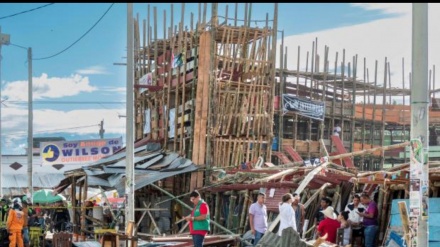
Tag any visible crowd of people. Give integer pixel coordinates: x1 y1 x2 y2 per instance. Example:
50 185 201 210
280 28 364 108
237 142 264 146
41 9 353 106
248 192 379 247
0 197 71 247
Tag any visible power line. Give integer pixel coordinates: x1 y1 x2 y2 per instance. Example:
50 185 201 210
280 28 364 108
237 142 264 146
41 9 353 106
33 3 115 61
0 3 55 20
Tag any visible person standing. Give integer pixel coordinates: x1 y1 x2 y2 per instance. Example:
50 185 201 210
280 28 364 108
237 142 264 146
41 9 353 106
337 211 352 246
345 194 366 246
249 192 268 246
333 124 342 137
278 193 297 236
6 201 24 247
358 193 379 247
21 201 30 247
314 197 334 226
34 203 45 230
316 206 341 244
292 192 306 236
184 190 210 247
0 199 8 225
52 201 70 232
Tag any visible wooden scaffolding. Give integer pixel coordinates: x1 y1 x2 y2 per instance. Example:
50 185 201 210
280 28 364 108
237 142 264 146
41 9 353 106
134 3 278 191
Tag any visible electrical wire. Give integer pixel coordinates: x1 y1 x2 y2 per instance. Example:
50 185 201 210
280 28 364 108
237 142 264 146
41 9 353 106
33 3 115 61
0 3 55 20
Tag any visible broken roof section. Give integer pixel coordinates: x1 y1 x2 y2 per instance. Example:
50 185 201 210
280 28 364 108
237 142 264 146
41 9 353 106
54 142 198 195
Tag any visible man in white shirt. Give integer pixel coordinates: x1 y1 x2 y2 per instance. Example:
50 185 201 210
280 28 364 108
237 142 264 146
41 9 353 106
249 192 268 246
344 194 366 247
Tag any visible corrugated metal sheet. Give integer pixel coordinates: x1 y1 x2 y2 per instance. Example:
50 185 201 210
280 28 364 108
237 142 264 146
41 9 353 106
83 168 106 176
55 145 199 194
131 164 197 191
2 173 65 188
86 176 112 188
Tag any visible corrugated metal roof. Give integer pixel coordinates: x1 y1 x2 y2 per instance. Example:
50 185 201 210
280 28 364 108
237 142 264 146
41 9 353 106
55 144 200 194
2 173 65 189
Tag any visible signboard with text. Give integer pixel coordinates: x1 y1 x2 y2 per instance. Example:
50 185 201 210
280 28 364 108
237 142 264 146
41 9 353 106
40 138 122 165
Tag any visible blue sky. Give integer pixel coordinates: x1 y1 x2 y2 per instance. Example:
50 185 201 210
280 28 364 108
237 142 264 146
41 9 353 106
0 3 438 154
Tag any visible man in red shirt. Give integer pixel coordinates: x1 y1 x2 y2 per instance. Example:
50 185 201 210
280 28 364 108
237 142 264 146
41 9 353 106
317 206 341 244
184 190 210 247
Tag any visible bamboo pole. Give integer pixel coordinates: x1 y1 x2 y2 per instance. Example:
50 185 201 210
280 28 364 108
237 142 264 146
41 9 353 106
381 58 388 169
350 55 358 153
330 52 339 152
293 45 301 152
81 176 88 237
214 192 221 233
340 49 346 141
370 60 378 170
227 192 237 230
361 57 367 170
402 58 407 163
239 190 249 234
320 46 329 141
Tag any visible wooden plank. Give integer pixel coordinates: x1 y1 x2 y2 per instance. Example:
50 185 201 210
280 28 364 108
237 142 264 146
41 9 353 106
272 152 291 164
331 135 355 168
398 201 411 247
282 145 303 162
197 31 211 188
190 32 211 190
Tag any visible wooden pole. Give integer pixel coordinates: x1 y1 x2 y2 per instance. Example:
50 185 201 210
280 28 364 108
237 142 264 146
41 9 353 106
361 57 367 170
370 60 378 170
350 55 358 153
381 58 388 169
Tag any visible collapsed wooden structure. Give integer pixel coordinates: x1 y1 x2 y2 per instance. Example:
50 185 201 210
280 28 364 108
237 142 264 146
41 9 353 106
53 3 440 246
274 38 439 171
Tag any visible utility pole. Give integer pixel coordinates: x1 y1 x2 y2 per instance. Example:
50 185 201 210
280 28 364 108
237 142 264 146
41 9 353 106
99 120 105 139
27 47 33 198
125 2 135 240
411 3 428 247
0 26 10 198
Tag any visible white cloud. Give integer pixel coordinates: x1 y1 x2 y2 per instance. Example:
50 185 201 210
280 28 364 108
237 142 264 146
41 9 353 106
279 3 439 94
1 106 126 154
75 65 111 75
100 86 126 93
350 3 411 15
2 73 97 101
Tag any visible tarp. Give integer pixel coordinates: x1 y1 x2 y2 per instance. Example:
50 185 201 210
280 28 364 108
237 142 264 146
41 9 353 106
282 94 325 120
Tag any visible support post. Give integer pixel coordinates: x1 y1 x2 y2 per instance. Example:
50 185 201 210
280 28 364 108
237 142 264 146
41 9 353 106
411 3 429 247
28 47 33 198
126 3 135 238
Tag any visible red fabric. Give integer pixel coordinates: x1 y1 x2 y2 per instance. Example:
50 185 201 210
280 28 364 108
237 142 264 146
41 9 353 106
317 218 341 243
189 202 209 236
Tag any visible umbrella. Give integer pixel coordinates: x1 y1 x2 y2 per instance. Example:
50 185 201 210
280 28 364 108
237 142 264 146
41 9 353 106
32 189 66 204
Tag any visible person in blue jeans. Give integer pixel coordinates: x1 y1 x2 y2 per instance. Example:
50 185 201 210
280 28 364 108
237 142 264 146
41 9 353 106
358 193 379 247
249 192 268 246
